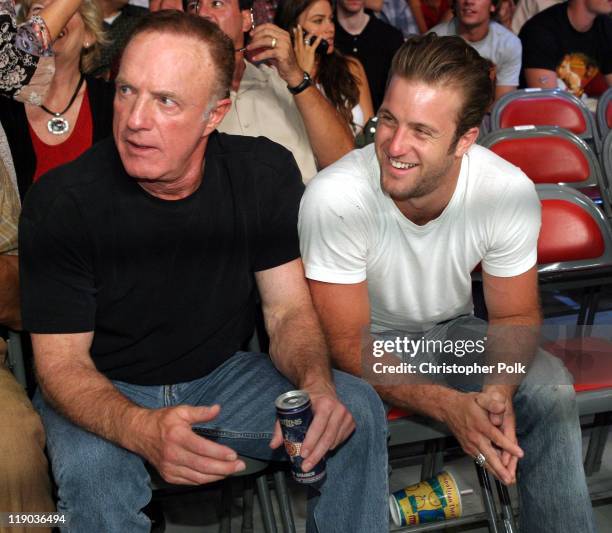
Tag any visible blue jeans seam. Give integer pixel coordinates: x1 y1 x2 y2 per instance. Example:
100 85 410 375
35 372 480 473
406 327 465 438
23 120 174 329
194 429 274 440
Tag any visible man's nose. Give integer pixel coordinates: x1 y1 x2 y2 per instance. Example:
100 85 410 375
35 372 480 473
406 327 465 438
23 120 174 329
387 127 410 157
197 4 218 24
126 97 152 131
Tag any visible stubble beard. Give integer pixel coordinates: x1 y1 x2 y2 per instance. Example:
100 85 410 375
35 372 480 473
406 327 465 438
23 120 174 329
379 155 455 202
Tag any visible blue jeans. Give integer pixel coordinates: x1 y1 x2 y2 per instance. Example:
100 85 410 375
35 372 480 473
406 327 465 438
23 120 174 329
34 352 389 533
378 316 596 533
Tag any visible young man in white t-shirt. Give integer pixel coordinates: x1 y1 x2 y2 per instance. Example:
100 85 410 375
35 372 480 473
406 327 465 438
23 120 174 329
429 0 522 101
299 34 595 533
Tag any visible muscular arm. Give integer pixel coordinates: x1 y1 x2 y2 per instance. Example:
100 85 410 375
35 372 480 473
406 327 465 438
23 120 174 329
32 332 244 484
482 266 541 392
309 278 522 484
32 331 147 450
308 279 463 420
524 68 558 89
479 266 541 479
255 259 331 389
255 258 355 470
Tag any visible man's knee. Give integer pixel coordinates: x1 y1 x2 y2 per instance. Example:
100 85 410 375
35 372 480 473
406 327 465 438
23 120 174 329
333 370 387 435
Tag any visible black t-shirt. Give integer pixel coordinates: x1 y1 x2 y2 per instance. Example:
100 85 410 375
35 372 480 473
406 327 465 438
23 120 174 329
335 12 405 111
19 132 304 385
519 2 612 97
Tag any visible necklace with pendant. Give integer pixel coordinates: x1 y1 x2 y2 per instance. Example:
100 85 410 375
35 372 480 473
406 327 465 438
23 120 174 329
40 74 85 135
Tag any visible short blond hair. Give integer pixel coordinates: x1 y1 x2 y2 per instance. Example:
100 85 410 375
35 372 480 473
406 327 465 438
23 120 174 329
20 0 109 74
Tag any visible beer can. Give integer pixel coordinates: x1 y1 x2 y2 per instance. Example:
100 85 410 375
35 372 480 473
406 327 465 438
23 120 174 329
275 390 326 486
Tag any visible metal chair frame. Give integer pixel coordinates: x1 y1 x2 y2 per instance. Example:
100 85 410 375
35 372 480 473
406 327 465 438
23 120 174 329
602 130 612 190
596 88 612 139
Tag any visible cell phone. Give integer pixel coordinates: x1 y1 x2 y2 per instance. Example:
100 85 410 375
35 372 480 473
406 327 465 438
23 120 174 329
301 29 329 55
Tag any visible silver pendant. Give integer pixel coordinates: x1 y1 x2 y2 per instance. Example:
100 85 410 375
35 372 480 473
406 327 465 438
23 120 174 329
47 116 70 135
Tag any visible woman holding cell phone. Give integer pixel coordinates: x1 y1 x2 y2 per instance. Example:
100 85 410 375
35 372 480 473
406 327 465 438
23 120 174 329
274 0 374 136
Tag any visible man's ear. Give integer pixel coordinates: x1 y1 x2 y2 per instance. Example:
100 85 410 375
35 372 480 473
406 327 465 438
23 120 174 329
202 97 232 136
453 126 479 158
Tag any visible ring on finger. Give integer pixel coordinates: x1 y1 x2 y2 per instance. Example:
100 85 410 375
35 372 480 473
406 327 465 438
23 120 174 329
474 452 486 467
304 37 310 45
271 37 277 48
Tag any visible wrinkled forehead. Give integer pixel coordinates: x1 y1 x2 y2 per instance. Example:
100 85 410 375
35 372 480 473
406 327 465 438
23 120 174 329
123 30 211 69
120 31 216 99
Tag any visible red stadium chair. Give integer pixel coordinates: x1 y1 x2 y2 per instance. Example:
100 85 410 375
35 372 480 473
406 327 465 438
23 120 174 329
480 126 611 216
596 88 612 139
490 89 601 154
537 184 612 324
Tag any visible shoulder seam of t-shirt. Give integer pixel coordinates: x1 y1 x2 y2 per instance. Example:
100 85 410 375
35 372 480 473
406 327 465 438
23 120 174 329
214 133 296 173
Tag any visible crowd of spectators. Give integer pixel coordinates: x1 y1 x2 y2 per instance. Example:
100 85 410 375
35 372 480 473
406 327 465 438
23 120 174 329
0 0 611 530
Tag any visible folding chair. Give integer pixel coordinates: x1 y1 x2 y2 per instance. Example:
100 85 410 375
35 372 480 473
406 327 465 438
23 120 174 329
490 88 601 154
596 88 612 139
480 126 611 216
535 185 612 480
149 458 296 533
536 184 612 324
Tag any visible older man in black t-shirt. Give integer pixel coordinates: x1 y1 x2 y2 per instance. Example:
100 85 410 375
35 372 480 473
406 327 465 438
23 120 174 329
19 11 388 532
519 0 612 97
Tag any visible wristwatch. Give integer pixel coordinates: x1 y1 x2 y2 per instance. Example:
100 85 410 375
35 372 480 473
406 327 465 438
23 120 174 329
288 72 312 95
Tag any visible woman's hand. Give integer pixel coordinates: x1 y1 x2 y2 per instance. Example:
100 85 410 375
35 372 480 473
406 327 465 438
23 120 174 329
292 25 322 77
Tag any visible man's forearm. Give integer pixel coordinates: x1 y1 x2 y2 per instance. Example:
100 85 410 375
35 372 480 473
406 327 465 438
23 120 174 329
268 305 334 390
327 328 462 422
0 255 20 330
293 87 354 169
35 348 149 456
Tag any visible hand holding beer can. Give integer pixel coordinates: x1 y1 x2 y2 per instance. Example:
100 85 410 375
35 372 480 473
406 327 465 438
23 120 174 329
275 390 327 487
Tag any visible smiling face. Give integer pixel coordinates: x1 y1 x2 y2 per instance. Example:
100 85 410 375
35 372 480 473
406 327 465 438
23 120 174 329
113 31 228 193
374 76 475 206
29 0 93 64
297 0 335 53
455 0 494 29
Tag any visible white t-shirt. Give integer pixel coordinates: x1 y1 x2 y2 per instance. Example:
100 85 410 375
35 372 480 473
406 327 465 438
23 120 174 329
429 19 522 87
298 144 541 333
218 61 318 183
